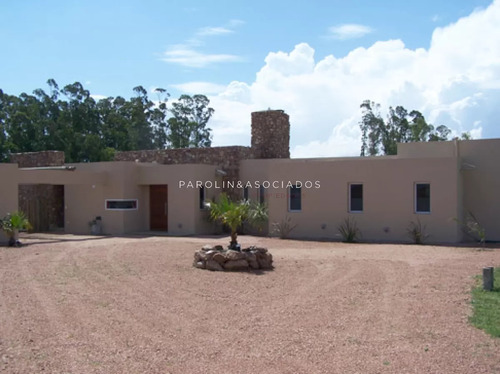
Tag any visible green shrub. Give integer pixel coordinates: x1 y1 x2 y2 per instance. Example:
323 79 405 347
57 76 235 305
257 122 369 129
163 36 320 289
407 218 429 244
338 217 361 243
455 211 486 247
272 216 297 239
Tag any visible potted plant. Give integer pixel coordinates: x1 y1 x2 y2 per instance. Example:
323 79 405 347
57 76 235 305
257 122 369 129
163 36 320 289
1 211 32 247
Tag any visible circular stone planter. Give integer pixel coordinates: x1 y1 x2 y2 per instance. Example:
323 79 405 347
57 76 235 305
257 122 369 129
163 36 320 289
193 245 273 271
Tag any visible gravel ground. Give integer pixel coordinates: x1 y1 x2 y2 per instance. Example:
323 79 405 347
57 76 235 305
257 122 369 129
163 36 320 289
1 234 499 374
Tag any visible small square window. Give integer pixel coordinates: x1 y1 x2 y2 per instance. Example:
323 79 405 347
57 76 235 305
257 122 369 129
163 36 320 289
105 199 138 210
349 184 363 212
289 185 301 212
415 183 430 213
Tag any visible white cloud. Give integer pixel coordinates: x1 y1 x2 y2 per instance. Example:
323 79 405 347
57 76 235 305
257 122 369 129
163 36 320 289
162 20 244 68
204 0 500 157
327 24 374 40
196 26 233 37
172 81 227 95
90 94 108 101
162 45 241 68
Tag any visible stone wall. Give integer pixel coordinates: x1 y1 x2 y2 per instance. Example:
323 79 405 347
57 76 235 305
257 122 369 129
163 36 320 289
19 184 65 231
251 110 290 159
115 146 255 197
9 151 65 168
115 110 291 197
9 151 65 232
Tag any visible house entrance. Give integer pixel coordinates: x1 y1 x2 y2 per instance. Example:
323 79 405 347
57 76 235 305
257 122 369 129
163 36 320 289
150 185 168 231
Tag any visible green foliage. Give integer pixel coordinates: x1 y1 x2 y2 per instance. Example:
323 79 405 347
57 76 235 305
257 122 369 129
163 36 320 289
470 267 500 338
407 218 429 244
246 201 268 232
1 211 32 246
1 211 32 236
338 217 361 243
271 215 297 239
359 100 452 156
0 80 214 162
167 94 213 148
455 211 486 247
207 193 267 247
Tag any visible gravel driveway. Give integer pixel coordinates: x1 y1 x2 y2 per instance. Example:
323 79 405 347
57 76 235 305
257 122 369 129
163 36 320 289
1 234 499 374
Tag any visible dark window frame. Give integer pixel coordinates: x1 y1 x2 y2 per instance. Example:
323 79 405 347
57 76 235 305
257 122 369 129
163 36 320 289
415 183 431 214
199 186 206 210
105 199 138 211
349 183 363 213
288 185 302 212
259 185 266 204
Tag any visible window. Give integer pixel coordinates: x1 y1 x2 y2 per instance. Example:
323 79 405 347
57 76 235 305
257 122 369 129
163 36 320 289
415 183 430 213
105 199 138 210
259 185 266 204
199 186 205 210
349 184 363 212
289 185 301 212
243 186 249 201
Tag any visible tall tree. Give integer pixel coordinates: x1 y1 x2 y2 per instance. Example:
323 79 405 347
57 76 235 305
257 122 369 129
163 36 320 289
359 100 453 156
0 79 214 162
167 94 213 148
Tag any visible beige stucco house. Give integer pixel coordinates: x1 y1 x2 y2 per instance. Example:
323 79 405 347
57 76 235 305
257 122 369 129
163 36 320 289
1 110 499 243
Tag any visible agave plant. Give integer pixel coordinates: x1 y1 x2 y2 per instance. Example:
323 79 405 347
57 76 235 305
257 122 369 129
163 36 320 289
207 193 267 250
338 217 361 243
1 211 32 247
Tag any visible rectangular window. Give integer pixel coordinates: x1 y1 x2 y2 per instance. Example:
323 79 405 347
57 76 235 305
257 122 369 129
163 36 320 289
243 186 249 201
289 185 301 212
415 183 430 213
199 186 205 210
105 199 138 210
349 184 363 212
259 185 266 204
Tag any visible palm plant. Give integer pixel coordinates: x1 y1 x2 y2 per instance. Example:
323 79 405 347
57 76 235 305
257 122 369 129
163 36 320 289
1 211 32 247
207 193 267 249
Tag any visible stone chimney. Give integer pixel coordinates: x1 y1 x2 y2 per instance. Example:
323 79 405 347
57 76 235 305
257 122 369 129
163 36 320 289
251 110 290 159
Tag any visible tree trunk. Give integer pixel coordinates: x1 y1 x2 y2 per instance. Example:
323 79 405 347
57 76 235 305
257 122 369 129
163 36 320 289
229 230 238 249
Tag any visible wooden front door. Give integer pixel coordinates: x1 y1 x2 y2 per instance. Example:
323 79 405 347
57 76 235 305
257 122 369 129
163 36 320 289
150 185 168 231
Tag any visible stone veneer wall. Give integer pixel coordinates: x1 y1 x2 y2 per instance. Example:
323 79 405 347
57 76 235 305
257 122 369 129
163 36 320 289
115 110 291 198
251 110 290 159
114 146 255 197
9 151 65 232
9 151 65 168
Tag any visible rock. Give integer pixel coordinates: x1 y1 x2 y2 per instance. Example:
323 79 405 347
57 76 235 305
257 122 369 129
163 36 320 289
223 259 249 271
193 261 206 269
206 260 224 271
212 252 226 265
254 247 268 254
204 250 217 261
244 252 259 269
224 250 246 261
194 250 210 261
256 252 273 269
193 246 273 272
194 251 203 262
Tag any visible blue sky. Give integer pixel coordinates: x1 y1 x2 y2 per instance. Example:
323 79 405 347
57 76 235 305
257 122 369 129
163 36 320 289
1 0 498 157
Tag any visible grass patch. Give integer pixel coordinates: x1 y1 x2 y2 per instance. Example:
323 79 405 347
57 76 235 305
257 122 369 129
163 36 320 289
470 267 500 338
